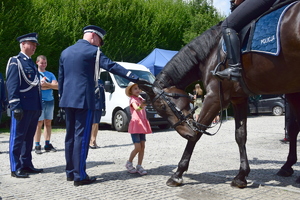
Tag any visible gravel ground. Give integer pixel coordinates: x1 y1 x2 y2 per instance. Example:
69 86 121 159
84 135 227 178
0 115 300 199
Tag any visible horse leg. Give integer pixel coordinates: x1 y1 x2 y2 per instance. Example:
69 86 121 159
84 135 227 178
231 99 250 188
166 133 201 187
277 116 298 176
277 93 300 180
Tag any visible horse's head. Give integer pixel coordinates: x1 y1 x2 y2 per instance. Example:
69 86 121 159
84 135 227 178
139 82 202 141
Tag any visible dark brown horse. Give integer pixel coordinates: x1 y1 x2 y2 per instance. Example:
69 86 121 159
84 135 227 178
139 1 300 188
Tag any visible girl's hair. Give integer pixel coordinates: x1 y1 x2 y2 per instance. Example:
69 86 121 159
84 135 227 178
130 84 139 96
195 84 203 95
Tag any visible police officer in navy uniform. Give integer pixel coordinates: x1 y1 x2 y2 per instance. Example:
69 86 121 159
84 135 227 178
6 33 43 178
59 25 148 186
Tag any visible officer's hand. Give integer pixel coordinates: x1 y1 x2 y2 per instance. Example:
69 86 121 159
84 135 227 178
102 110 106 116
14 109 23 121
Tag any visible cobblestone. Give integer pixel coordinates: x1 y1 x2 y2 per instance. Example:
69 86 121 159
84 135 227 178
0 115 300 199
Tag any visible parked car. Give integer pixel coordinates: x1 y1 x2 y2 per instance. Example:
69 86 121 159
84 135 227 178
248 95 285 116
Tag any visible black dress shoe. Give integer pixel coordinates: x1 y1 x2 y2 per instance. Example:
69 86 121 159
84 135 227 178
11 170 29 178
74 176 96 186
67 177 74 181
21 167 43 174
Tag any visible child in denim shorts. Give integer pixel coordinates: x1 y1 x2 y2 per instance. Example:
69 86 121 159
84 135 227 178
125 82 152 175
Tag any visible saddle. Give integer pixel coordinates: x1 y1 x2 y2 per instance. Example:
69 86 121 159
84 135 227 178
216 0 298 96
237 0 297 55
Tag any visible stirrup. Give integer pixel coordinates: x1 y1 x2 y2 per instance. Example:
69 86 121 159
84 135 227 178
215 67 242 82
211 62 226 81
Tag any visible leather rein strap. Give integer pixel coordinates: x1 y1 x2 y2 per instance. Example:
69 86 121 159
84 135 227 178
152 87 213 135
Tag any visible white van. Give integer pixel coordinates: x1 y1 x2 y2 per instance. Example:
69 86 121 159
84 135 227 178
100 62 170 132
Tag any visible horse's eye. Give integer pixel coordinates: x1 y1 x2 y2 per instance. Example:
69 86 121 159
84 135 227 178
161 104 166 110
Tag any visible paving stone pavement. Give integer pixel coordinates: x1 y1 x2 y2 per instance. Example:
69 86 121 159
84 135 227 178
0 115 300 199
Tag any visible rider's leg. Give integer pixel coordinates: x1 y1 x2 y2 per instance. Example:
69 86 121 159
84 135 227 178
215 28 242 81
213 0 276 81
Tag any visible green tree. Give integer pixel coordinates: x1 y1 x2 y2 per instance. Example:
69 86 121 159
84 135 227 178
0 0 223 74
0 0 224 127
183 0 224 43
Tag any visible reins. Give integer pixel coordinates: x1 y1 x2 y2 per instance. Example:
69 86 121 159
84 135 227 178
152 86 219 136
189 81 225 136
153 87 194 127
195 43 227 136
187 37 226 136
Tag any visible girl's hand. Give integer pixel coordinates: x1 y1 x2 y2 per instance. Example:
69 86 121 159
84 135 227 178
132 102 144 111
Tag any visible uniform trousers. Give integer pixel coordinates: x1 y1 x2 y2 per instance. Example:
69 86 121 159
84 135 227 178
9 110 40 171
222 0 277 32
64 108 94 181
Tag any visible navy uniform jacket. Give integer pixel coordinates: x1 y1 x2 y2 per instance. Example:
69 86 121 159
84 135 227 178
59 39 138 110
6 53 42 111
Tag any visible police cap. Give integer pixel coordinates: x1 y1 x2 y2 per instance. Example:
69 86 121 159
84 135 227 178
17 32 39 45
83 25 106 46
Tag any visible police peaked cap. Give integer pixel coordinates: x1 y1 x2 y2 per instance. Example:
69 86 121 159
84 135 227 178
17 32 39 45
83 25 106 46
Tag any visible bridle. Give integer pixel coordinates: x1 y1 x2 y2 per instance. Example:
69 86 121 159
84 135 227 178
152 87 212 135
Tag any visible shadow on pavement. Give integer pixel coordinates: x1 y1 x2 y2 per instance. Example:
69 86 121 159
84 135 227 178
101 143 132 148
41 160 115 175
95 165 178 183
183 168 300 189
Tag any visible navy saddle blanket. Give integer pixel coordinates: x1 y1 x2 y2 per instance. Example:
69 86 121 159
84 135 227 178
223 2 296 56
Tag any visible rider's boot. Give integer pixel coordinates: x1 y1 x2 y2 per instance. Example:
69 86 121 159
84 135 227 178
214 28 242 81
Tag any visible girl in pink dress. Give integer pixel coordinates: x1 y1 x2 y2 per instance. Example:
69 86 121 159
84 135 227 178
125 82 152 175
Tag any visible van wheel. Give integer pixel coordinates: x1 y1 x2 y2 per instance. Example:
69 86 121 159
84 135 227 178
158 124 170 129
113 110 129 132
273 106 283 116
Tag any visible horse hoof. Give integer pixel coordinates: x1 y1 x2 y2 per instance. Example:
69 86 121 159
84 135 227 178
231 179 247 188
277 168 294 177
166 177 183 187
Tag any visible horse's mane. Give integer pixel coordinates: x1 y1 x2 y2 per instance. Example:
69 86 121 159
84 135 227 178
155 22 222 89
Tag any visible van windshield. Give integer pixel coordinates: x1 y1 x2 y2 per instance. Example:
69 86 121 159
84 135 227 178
114 70 155 88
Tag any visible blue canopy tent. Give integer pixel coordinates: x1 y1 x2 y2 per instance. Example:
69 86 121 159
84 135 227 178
138 48 178 76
